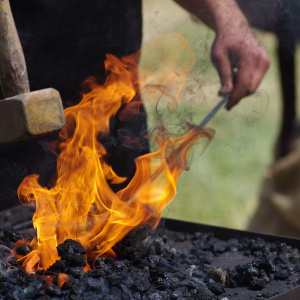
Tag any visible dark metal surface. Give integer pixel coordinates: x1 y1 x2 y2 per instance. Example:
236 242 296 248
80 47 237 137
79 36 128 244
270 286 300 300
162 218 300 249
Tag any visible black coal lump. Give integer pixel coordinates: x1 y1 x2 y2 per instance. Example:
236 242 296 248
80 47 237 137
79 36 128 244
67 266 87 279
208 281 226 295
132 272 151 292
110 286 122 297
249 277 266 290
274 268 290 280
57 239 87 267
15 243 31 256
87 277 109 294
46 260 66 274
210 240 228 253
70 282 86 296
0 228 27 248
120 283 133 299
47 284 62 296
23 280 46 298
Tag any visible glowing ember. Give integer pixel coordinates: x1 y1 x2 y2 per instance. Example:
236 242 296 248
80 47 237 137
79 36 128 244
16 34 214 271
58 273 70 288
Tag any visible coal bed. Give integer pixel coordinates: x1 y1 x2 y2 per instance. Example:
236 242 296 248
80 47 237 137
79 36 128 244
1 206 300 299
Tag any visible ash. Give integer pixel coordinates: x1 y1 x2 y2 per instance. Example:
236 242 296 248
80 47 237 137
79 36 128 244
0 225 300 300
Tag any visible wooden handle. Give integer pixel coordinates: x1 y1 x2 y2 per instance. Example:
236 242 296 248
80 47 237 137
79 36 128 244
0 0 30 97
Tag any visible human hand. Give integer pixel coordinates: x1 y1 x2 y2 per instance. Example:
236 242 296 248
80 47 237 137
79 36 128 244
211 23 271 110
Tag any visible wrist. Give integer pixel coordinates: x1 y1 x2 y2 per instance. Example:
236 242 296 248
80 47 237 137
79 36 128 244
197 1 249 35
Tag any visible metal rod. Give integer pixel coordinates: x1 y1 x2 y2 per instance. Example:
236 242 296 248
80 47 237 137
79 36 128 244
199 94 231 127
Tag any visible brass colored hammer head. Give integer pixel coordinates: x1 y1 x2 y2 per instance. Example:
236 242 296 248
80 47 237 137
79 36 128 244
0 88 66 143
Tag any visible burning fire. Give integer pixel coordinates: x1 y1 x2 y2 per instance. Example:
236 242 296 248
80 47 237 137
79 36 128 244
16 34 214 271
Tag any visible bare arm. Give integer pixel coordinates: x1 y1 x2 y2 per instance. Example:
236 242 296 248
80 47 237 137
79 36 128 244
174 0 271 109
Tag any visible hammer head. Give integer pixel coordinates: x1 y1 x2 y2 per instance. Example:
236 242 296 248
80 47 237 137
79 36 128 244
0 88 66 143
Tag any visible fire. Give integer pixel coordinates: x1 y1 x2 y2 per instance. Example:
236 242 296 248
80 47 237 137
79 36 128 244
16 34 214 271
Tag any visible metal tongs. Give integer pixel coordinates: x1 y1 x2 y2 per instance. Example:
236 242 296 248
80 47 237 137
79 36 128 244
199 94 231 127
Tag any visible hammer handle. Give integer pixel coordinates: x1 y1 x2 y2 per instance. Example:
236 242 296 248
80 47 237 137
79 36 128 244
0 0 30 97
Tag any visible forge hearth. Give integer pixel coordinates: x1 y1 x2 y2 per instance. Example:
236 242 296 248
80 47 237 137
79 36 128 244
0 206 300 300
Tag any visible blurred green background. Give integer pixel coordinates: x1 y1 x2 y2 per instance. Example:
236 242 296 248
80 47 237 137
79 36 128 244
140 0 285 229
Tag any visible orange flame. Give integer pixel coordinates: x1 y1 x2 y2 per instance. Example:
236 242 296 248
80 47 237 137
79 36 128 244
17 34 214 270
58 273 70 289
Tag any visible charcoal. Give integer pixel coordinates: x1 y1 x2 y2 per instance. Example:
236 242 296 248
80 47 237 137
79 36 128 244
67 267 86 279
249 277 266 290
107 273 123 286
148 254 160 267
233 255 275 289
37 296 52 300
258 269 271 284
252 256 275 273
208 268 226 284
110 286 122 297
15 243 31 256
7 257 18 267
156 259 174 272
208 282 226 295
171 287 188 299
61 278 74 290
274 268 289 280
164 274 180 290
23 280 45 298
132 274 151 292
250 238 266 251
0 228 26 247
1 221 300 299
120 283 133 299
149 266 165 281
293 263 300 272
70 282 86 296
46 260 66 274
0 244 12 260
57 239 87 255
7 268 28 286
87 277 109 294
94 257 113 274
5 287 25 300
180 276 207 292
147 292 163 299
286 247 300 263
211 241 228 253
227 238 239 252
115 226 153 261
133 291 141 299
47 284 61 296
57 239 87 267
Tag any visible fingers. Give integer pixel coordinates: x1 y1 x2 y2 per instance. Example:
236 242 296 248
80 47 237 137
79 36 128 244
212 33 271 110
226 47 271 110
212 44 233 96
227 58 252 110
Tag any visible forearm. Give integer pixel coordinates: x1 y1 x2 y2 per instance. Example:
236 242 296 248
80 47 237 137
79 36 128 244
174 0 271 109
174 0 249 35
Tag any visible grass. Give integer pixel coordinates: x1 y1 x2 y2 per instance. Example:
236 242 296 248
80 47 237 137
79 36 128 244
140 14 283 229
